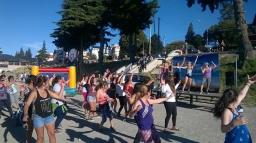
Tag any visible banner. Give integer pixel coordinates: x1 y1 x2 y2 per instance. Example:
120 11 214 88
172 53 220 92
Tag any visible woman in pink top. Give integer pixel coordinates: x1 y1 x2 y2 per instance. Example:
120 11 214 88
96 81 115 131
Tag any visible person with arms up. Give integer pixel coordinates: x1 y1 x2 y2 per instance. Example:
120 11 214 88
181 56 198 92
200 61 217 95
213 74 256 143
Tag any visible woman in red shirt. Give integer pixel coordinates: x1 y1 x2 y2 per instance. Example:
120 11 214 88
96 81 115 131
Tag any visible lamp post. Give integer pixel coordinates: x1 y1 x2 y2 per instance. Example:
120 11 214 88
185 42 188 55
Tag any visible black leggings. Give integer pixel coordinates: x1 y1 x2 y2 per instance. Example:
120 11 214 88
118 96 128 115
164 102 177 128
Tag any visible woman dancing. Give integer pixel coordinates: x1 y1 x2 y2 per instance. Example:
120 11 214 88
96 81 115 131
23 76 68 143
213 74 256 143
200 61 216 95
130 84 171 143
181 56 198 92
161 76 181 131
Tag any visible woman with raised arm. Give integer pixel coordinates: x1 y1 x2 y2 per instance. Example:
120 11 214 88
200 61 217 95
116 73 128 118
213 74 256 143
181 56 198 92
173 57 186 85
51 75 68 132
23 76 67 143
161 76 181 131
87 74 97 120
96 81 115 131
131 84 171 143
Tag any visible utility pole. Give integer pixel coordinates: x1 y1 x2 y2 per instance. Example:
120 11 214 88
158 17 160 50
149 25 152 55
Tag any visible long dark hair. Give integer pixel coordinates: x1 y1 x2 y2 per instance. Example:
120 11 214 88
166 76 176 95
213 88 238 118
25 75 37 87
52 75 62 87
95 81 108 91
35 76 48 88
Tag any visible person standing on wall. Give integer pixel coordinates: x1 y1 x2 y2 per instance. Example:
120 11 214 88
200 61 217 95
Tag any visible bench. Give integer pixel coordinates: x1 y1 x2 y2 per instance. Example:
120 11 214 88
176 91 221 105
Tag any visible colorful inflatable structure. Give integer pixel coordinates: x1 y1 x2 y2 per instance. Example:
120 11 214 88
31 66 77 95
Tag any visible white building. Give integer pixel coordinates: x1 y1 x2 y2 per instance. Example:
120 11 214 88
90 46 100 60
111 44 120 59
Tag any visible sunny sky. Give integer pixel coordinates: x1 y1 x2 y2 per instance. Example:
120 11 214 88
0 0 255 57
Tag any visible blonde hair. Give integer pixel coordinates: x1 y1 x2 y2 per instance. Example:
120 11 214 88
130 84 148 106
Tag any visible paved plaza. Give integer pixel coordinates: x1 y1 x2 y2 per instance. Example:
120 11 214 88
0 95 255 143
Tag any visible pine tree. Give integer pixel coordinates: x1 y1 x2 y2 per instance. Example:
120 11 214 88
25 48 32 60
36 41 49 65
20 48 25 59
185 23 195 45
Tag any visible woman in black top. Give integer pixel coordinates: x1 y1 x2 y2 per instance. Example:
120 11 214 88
23 76 67 143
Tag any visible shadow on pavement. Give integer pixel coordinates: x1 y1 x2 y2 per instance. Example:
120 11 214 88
1 117 36 143
157 129 200 143
65 106 134 143
177 101 213 113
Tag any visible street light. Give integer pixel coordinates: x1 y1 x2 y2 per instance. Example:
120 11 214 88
185 42 188 55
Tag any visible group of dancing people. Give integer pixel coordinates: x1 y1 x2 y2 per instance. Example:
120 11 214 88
77 68 182 142
0 73 69 143
0 65 255 143
160 55 217 95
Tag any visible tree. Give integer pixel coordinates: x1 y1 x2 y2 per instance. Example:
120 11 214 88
36 41 49 65
20 48 25 59
192 34 204 50
109 0 158 63
52 0 104 72
185 23 195 45
151 34 163 55
25 48 32 60
0 48 2 54
187 0 254 62
119 31 149 57
203 2 241 51
165 41 185 53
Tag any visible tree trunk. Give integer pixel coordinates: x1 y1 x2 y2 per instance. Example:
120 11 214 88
78 35 84 76
99 27 105 73
233 0 254 61
128 33 136 64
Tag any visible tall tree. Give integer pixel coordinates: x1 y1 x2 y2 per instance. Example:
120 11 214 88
0 48 2 54
187 0 254 62
119 31 149 57
185 23 195 45
25 48 32 60
192 34 204 49
109 0 158 63
151 34 163 55
52 0 104 72
20 48 25 59
36 41 49 65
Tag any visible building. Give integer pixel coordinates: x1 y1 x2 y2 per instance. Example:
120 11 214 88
0 54 32 72
111 44 120 59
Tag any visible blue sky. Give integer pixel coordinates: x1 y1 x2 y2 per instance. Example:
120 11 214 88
0 0 255 57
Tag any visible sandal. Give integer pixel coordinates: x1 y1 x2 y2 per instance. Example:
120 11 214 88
170 127 180 131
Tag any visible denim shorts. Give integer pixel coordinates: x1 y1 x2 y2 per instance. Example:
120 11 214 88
87 95 96 103
33 114 54 128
